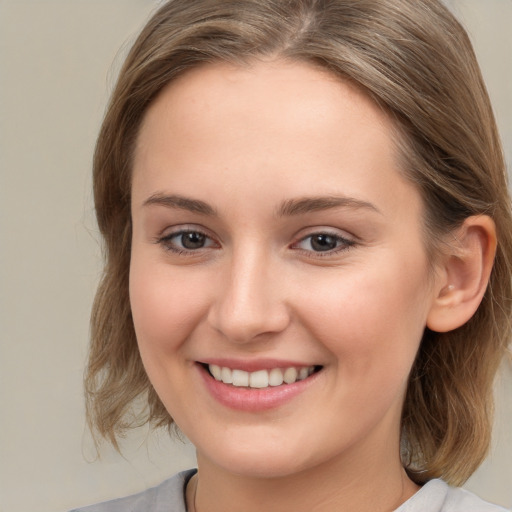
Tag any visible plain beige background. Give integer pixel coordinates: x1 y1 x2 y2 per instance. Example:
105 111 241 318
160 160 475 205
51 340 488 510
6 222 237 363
0 1 510 511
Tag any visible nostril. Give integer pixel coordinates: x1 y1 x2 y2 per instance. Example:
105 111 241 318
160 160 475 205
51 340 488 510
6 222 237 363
206 274 291 343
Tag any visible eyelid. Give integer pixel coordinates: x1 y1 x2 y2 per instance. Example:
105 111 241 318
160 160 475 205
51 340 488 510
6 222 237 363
155 225 220 254
290 228 357 256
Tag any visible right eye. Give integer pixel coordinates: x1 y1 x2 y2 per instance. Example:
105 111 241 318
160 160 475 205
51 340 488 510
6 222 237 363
291 230 356 257
158 229 218 254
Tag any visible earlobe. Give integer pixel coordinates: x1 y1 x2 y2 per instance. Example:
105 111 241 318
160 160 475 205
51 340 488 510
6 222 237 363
426 215 497 333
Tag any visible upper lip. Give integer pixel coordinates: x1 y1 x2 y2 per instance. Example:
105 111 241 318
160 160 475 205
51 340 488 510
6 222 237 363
198 358 320 372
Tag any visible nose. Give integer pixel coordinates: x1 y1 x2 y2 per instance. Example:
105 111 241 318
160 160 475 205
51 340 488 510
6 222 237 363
207 249 291 343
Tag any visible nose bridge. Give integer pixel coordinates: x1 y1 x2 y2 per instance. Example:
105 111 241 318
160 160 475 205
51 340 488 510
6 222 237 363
208 242 289 343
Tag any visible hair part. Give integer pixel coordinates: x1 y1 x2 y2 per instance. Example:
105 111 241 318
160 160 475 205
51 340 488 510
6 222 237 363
86 0 512 484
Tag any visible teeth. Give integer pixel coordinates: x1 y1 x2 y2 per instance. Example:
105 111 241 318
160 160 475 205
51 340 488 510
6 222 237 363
208 364 317 388
283 367 298 384
298 367 309 380
210 364 222 381
221 366 233 384
232 369 249 387
269 367 284 386
249 369 269 388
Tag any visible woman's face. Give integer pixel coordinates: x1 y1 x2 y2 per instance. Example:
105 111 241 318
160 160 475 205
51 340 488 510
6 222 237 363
130 61 440 478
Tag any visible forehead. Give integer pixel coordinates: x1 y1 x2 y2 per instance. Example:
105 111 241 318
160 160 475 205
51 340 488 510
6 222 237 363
136 60 394 152
132 60 422 227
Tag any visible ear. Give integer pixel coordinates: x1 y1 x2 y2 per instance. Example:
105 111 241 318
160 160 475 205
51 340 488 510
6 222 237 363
426 215 497 333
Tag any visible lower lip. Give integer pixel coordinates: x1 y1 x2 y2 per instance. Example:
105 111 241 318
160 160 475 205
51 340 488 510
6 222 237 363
197 364 320 412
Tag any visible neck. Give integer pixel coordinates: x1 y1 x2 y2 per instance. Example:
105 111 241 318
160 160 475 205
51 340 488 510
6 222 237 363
190 443 419 512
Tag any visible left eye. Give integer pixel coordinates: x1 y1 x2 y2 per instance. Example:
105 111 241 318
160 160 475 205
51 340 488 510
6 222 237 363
294 233 354 253
159 230 216 252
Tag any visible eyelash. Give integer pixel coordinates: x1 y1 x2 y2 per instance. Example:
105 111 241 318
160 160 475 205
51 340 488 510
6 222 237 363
292 231 356 257
156 228 217 256
155 229 356 257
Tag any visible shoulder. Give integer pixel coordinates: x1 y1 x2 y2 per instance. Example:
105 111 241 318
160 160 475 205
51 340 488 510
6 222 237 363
396 479 510 512
443 484 510 512
69 469 197 512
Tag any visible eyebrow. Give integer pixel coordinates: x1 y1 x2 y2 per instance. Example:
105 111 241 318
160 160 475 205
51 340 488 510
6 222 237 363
142 193 380 218
277 196 381 217
143 193 217 216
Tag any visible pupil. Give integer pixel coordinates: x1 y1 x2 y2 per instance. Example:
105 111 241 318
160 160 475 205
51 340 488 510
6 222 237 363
311 234 337 252
181 232 205 249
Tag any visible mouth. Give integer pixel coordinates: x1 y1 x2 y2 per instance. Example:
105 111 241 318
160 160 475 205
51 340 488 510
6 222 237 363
201 363 323 389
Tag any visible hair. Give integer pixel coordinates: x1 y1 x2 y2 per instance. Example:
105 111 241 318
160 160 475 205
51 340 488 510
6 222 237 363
86 0 512 486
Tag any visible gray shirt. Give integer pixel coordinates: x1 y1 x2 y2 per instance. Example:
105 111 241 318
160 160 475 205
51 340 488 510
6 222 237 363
70 469 509 512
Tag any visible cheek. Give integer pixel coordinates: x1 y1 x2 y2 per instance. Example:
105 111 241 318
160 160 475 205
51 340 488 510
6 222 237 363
129 260 211 356
128 260 215 420
296 258 430 379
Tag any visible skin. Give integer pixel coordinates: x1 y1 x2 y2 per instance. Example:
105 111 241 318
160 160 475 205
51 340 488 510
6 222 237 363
129 60 463 511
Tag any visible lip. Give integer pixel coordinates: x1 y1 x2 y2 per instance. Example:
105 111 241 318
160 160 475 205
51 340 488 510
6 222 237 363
196 361 321 412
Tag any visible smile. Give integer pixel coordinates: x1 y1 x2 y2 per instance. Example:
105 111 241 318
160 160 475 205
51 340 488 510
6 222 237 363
197 361 323 411
207 364 317 388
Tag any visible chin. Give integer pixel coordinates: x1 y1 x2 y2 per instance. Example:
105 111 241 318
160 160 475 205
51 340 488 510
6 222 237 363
208 453 310 479
194 431 322 479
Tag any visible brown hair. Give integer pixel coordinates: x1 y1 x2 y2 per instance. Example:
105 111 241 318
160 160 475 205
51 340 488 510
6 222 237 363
86 0 512 485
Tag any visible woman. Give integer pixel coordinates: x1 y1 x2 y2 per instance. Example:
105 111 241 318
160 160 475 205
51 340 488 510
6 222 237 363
74 0 512 510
